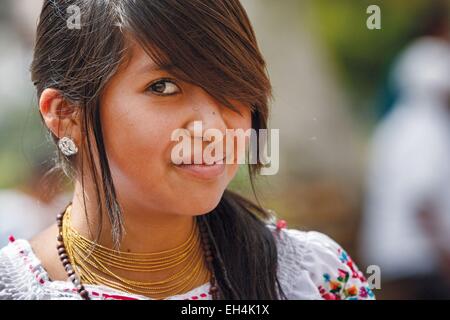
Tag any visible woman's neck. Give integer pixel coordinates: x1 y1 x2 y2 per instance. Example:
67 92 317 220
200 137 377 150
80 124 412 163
70 180 197 253
66 180 210 297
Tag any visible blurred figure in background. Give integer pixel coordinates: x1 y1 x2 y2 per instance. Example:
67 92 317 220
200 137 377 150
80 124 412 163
361 4 450 299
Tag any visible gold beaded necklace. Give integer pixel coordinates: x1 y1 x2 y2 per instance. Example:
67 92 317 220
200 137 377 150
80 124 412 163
61 204 211 299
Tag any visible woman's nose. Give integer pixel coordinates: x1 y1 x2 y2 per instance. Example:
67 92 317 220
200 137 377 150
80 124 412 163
186 99 227 138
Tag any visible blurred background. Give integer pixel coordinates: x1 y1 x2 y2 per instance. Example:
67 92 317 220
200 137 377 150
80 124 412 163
0 0 449 299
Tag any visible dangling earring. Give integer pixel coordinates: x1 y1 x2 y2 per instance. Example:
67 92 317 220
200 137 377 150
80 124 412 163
58 137 78 156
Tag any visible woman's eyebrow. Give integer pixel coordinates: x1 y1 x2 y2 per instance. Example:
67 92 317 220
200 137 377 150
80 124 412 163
137 62 175 75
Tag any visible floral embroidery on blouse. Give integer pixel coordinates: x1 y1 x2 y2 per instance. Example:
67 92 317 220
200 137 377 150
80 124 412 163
318 247 375 300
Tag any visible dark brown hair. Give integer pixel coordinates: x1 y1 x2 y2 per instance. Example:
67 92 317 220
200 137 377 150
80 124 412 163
31 0 286 300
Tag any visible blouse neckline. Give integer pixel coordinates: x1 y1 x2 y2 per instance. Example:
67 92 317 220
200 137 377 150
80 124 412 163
9 238 211 300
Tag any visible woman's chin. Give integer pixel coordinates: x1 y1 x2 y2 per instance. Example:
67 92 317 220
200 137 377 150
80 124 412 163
182 192 225 215
166 164 233 213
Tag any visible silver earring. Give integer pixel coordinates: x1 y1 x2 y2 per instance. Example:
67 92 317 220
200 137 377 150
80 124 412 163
58 137 78 156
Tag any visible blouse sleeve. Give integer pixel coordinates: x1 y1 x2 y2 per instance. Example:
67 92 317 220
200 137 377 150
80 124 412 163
299 231 375 300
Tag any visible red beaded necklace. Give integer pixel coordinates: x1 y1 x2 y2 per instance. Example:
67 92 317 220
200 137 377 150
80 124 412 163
56 203 220 300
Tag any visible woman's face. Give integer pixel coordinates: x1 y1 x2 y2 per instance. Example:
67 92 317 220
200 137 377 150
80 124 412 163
98 40 252 217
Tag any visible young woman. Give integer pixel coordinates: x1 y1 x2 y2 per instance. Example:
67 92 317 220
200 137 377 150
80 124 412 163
0 0 375 300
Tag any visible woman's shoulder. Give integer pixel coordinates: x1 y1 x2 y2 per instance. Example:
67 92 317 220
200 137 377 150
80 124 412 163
0 237 41 299
0 235 85 300
0 221 88 300
265 221 375 300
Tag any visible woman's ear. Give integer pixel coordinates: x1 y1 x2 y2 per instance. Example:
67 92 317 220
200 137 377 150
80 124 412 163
39 88 81 146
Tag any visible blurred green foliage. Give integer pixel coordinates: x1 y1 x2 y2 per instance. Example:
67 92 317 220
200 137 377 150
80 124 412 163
310 0 445 120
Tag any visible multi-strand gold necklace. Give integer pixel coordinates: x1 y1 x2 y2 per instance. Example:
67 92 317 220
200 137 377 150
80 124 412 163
59 204 215 300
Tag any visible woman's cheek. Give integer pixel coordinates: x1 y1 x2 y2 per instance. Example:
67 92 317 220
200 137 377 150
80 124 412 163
102 120 156 181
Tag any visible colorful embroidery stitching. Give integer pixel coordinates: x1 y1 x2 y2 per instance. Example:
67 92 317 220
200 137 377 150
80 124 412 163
318 248 375 300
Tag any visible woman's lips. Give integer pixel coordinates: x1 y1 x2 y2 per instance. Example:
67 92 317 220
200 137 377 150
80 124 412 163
174 162 226 180
173 156 227 180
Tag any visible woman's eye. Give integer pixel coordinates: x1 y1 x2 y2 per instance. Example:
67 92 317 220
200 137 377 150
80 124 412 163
147 79 181 96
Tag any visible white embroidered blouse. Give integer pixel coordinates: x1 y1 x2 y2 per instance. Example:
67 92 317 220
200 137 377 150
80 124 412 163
0 222 375 300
